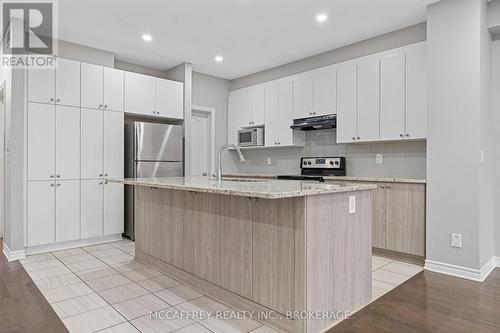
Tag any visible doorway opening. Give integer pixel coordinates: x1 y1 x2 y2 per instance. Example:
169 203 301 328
190 105 215 177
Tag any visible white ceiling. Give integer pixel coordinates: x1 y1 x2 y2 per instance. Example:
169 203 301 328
59 0 435 79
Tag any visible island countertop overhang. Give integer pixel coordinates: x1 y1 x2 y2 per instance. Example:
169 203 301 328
109 176 377 199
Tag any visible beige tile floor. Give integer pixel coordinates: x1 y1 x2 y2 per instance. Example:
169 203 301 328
20 240 423 333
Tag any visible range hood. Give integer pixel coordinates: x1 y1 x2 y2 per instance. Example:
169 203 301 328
290 114 336 131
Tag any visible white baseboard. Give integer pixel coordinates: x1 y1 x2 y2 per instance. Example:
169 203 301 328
2 243 26 262
25 234 123 256
425 256 499 282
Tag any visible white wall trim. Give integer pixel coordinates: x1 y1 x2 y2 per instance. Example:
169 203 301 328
425 257 499 282
2 242 26 262
25 234 122 256
192 105 216 177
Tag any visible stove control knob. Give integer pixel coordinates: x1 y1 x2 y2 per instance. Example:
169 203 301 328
329 161 334 165
303 161 307 166
335 161 339 165
307 161 312 165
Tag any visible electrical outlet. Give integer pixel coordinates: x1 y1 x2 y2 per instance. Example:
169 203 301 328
266 156 272 165
376 154 383 164
349 195 356 214
451 233 462 248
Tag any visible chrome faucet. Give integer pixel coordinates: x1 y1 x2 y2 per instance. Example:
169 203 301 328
214 144 246 182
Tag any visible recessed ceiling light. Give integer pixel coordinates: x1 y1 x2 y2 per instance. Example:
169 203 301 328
316 13 328 23
142 34 152 42
215 55 224 62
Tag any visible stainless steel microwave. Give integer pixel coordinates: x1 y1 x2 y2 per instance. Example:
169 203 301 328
237 127 264 147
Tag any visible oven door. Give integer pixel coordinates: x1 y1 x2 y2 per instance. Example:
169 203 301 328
238 129 255 147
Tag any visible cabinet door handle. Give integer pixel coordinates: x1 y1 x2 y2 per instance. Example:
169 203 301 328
357 136 360 140
50 174 55 178
104 104 108 109
99 104 103 109
400 134 404 138
56 183 61 187
386 185 391 189
352 137 356 141
50 98 54 102
406 134 410 137
56 174 61 178
99 174 103 177
56 98 60 102
50 183 55 187
105 173 108 177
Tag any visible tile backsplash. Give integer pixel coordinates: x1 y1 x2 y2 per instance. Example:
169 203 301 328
225 130 426 179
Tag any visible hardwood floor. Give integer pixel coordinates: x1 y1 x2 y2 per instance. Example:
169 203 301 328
329 268 500 333
0 239 68 333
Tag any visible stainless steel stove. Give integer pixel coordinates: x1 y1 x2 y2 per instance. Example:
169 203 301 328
277 157 346 182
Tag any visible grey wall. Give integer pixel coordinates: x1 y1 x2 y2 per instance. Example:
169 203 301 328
165 63 193 175
57 40 114 67
226 131 426 178
115 60 167 78
230 23 426 91
191 72 234 172
427 0 494 270
492 40 500 257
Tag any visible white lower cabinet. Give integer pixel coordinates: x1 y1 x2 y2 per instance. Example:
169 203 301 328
104 182 124 235
81 179 104 239
55 180 80 243
81 179 124 239
27 181 55 247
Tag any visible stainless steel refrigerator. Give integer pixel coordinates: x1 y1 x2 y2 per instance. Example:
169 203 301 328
124 121 184 240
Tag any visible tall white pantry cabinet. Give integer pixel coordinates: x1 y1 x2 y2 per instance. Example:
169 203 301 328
25 58 125 248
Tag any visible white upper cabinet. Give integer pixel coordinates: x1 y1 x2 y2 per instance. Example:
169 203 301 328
380 52 405 141
336 63 358 143
292 76 314 119
103 67 124 112
228 89 251 130
81 108 103 179
124 72 156 116
81 63 104 110
250 86 266 126
28 68 55 104
55 106 80 180
314 67 337 116
357 57 380 142
27 181 55 247
55 58 81 107
264 83 279 146
55 180 80 243
28 103 55 181
155 78 184 119
104 111 124 178
405 43 427 140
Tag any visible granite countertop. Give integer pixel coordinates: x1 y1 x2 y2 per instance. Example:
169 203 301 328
110 177 377 199
225 174 427 184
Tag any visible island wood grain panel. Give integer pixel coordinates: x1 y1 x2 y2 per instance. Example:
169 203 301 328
372 183 387 249
252 197 295 314
193 192 220 284
135 187 158 257
385 183 425 256
218 195 253 299
294 197 307 333
305 191 372 333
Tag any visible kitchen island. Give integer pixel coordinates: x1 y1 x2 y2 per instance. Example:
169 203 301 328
112 177 376 333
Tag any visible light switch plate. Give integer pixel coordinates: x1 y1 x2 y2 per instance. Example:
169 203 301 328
349 195 356 214
376 154 383 164
451 233 462 248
